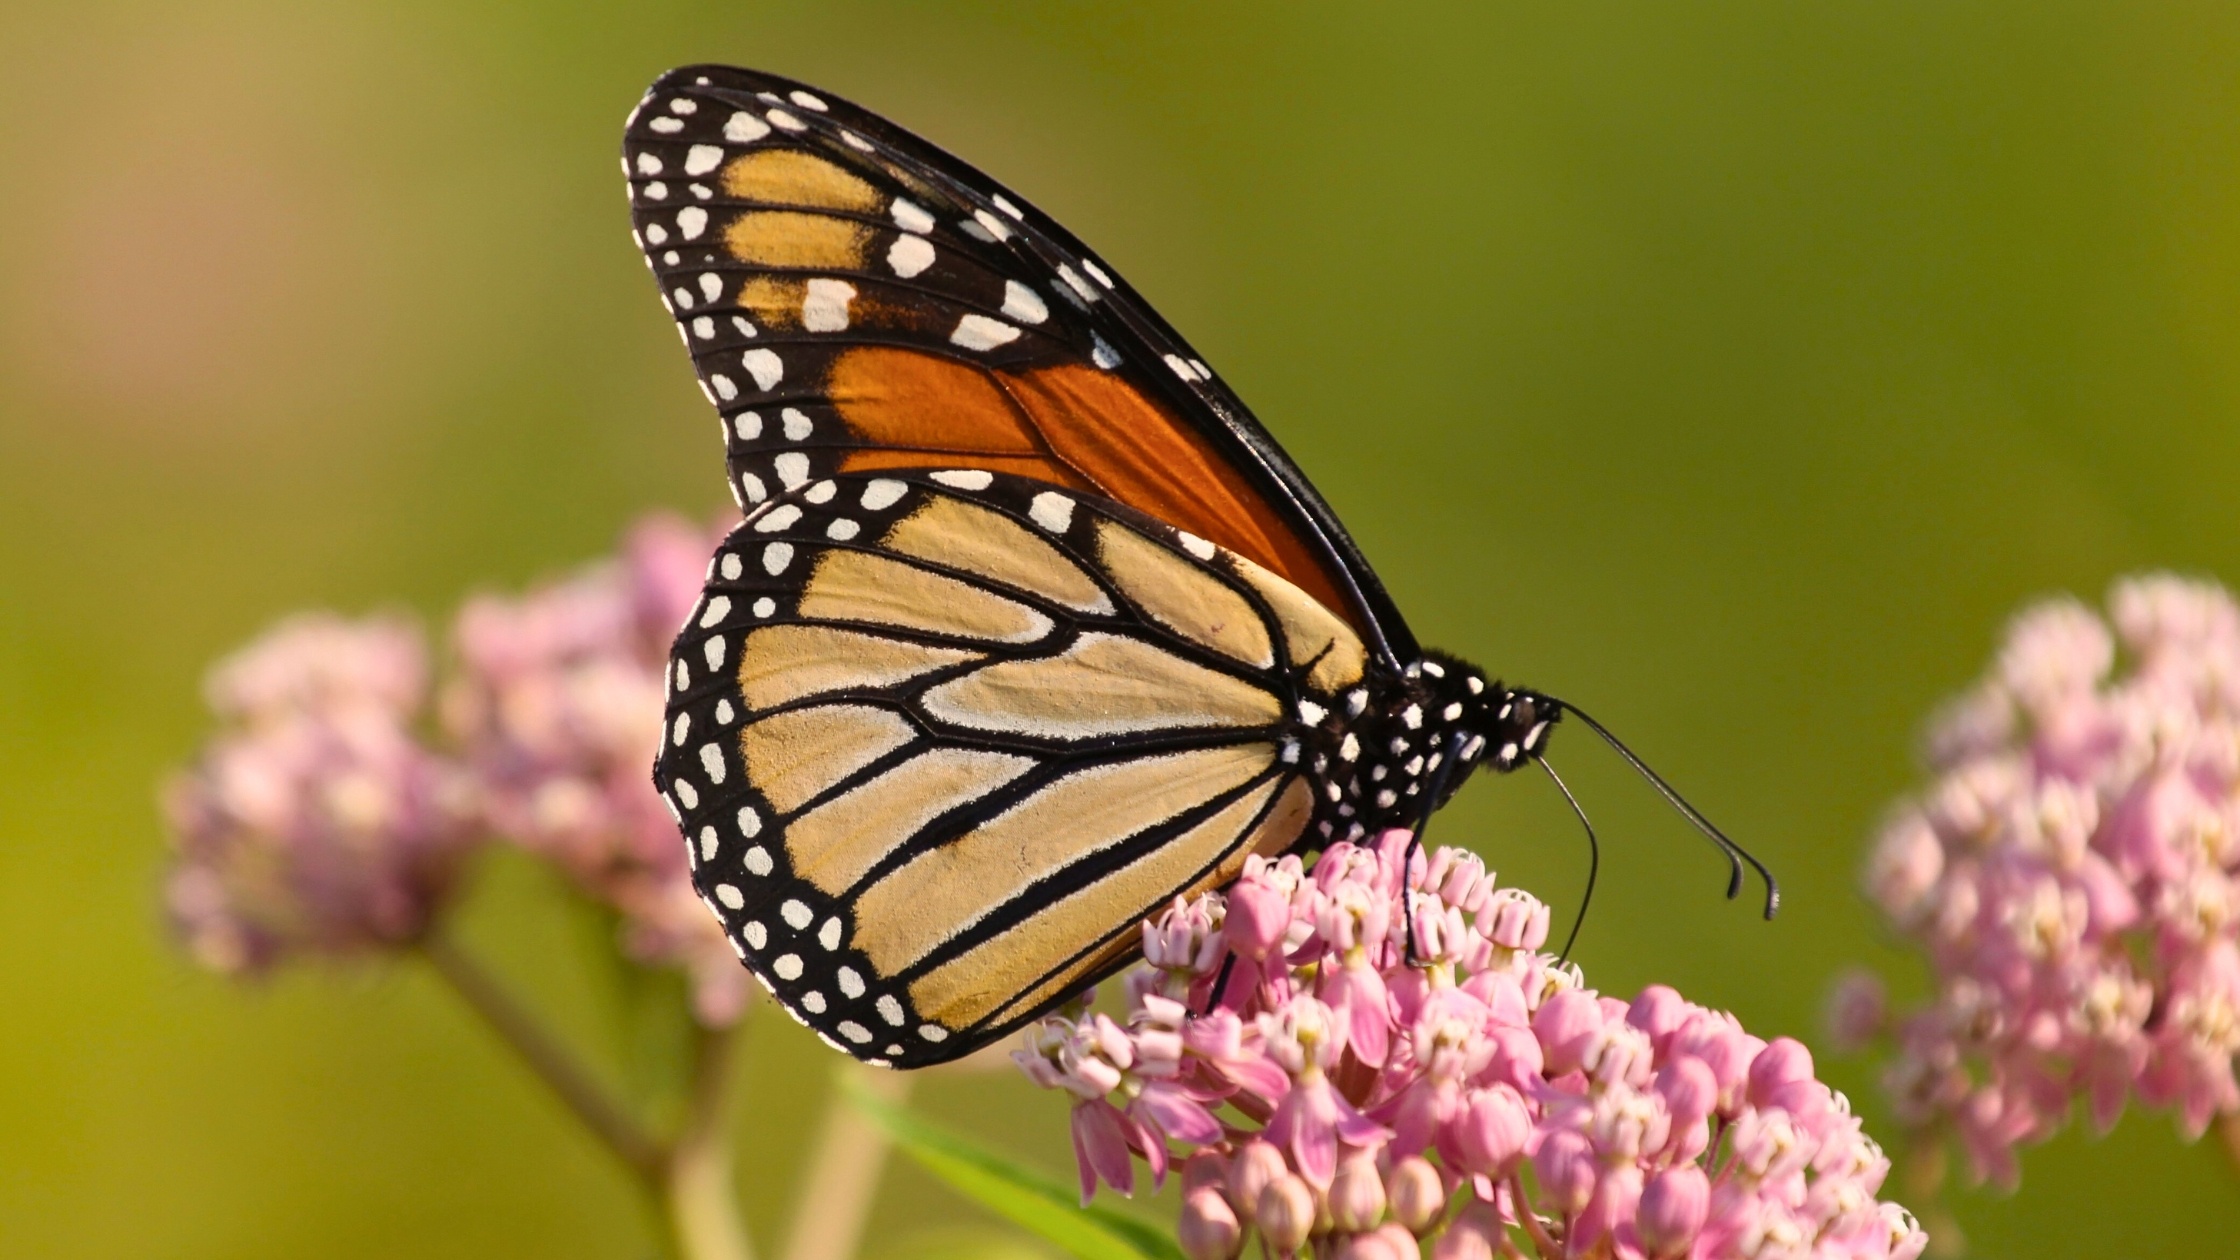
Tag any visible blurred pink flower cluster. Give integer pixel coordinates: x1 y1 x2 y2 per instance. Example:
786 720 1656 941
1847 574 2240 1185
163 512 746 1023
166 613 475 972
1017 831 1924 1260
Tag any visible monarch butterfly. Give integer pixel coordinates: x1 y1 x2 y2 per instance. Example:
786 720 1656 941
630 66 1775 1067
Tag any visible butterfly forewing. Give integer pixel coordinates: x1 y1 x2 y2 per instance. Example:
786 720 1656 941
621 65 1413 664
655 470 1355 1064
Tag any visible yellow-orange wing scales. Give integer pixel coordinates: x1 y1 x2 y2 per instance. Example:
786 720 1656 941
620 65 1416 661
656 470 1364 1065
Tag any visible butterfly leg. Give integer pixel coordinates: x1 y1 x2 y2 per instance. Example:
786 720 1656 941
1400 732 1472 967
1200 952 1240 1017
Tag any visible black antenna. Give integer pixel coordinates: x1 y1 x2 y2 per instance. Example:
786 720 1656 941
1535 755 1598 962
1552 700 1780 919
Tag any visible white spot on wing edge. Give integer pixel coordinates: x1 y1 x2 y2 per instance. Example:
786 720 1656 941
714 884 745 909
860 479 908 510
762 541 795 575
929 469 994 491
677 206 708 239
741 349 783 390
753 504 803 533
1176 531 1217 561
887 234 935 278
1000 280 1049 325
683 145 724 176
1028 492 1074 533
725 111 772 142
991 193 1024 220
890 198 936 234
789 89 829 111
773 451 810 489
1056 263 1098 304
699 743 726 783
950 314 1020 351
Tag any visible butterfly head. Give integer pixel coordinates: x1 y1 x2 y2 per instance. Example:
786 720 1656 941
1482 686 1561 773
1397 654 1561 788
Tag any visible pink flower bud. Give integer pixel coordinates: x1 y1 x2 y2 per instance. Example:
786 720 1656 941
1532 1129 1597 1215
1181 1151 1228 1196
1227 878 1294 960
1481 1023 1544 1091
1637 1165 1710 1258
1226 1139 1288 1221
1432 1202 1502 1260
1179 1187 1242 1260
1747 1036 1819 1115
1332 1228 1406 1260
1453 1085 1532 1175
1627 984 1690 1052
1384 1155 1446 1234
1369 1223 1423 1260
1571 1163 1641 1253
1533 988 1603 1076
1257 1173 1317 1254
1671 1012 1759 1113
1655 1055 1719 1126
1329 1153 1388 1233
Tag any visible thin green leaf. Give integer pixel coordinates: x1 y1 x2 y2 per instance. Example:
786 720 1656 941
844 1074 1185 1260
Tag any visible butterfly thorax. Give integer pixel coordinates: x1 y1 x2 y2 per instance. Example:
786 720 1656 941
1295 649 1559 846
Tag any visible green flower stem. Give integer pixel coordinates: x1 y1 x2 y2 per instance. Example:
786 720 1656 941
667 1016 755 1260
419 932 754 1260
782 1062 913 1260
419 931 666 1183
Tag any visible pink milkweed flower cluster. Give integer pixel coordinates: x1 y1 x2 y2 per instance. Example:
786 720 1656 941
163 513 748 1023
1016 831 1926 1260
164 613 476 972
441 514 747 1024
1847 574 2240 1185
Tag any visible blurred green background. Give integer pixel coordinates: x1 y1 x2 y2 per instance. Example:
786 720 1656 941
6 1 2240 1255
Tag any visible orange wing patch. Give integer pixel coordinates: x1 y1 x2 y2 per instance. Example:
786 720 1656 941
824 347 1355 626
720 150 884 213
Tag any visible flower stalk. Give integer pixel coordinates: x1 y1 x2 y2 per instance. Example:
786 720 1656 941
422 930 753 1260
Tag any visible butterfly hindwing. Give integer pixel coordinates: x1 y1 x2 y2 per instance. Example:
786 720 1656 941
621 65 1414 667
654 470 1360 1064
